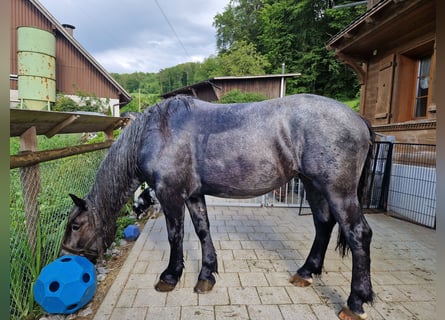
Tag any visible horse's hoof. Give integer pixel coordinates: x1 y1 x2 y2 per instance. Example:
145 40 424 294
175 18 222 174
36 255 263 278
193 279 215 293
338 306 368 320
289 273 313 287
155 279 176 292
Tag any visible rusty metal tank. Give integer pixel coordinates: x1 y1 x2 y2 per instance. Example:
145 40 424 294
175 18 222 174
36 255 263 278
17 26 56 110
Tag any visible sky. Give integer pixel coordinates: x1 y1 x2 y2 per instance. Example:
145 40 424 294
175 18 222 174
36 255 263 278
39 0 230 74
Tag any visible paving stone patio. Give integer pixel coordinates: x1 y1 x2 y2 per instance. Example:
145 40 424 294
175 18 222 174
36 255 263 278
93 206 436 320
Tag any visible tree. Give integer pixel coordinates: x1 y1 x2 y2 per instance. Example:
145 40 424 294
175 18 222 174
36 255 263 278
217 40 270 76
213 0 264 52
213 0 366 98
111 72 161 94
120 93 161 114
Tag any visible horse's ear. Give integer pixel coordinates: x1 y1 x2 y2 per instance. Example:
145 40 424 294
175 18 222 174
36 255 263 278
69 193 87 211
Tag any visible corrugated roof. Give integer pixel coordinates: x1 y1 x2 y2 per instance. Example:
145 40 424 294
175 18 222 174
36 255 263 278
10 108 130 138
212 74 301 80
161 73 301 98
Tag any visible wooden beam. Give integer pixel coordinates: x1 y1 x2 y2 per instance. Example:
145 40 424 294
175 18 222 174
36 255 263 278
10 141 113 169
45 114 79 138
20 126 38 152
104 119 125 140
335 51 366 85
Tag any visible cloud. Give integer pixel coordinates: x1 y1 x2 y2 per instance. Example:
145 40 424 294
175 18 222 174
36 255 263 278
39 0 229 73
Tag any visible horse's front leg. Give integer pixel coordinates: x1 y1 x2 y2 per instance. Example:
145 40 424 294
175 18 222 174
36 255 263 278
155 196 186 292
186 196 218 293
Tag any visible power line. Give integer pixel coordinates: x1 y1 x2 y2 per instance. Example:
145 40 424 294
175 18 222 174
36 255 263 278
153 0 191 58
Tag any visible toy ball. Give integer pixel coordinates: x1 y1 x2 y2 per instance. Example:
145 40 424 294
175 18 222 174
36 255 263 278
123 224 140 241
33 255 96 314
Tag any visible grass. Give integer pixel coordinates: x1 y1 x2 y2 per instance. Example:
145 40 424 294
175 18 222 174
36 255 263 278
9 134 108 319
341 97 360 112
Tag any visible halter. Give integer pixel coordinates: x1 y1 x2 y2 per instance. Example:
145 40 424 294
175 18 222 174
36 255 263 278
61 206 106 263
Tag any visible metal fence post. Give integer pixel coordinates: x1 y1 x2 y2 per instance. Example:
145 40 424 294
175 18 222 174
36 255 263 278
378 141 393 210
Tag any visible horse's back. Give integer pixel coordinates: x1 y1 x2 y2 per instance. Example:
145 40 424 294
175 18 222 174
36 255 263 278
191 94 370 197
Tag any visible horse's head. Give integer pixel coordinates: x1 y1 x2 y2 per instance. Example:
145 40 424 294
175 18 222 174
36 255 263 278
60 194 105 263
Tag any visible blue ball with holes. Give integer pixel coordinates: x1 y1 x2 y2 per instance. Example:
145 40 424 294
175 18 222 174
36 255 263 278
123 224 140 241
33 255 96 314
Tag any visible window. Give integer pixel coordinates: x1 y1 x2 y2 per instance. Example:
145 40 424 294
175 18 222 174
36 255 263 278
413 55 431 118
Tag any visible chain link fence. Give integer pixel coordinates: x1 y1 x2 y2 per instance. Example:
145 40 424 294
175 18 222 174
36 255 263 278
10 149 107 320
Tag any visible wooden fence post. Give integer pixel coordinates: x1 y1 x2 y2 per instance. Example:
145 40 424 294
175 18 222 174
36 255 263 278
19 126 41 256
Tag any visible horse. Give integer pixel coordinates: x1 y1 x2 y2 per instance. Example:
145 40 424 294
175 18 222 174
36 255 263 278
60 94 375 320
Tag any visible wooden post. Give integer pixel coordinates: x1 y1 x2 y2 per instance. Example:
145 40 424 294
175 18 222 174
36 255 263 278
19 126 40 256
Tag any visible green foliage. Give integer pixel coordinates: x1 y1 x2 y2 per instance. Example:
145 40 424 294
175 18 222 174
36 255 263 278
155 42 270 94
52 95 78 112
341 97 360 112
52 92 110 114
111 72 161 94
158 61 212 94
114 215 136 243
218 89 268 103
217 40 271 76
214 0 366 99
213 0 264 52
10 134 82 155
120 93 162 114
10 149 107 320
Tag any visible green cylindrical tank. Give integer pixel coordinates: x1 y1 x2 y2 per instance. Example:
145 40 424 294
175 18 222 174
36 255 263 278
17 26 56 110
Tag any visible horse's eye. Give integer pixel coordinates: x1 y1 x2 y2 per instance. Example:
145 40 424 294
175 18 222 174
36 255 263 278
72 224 80 231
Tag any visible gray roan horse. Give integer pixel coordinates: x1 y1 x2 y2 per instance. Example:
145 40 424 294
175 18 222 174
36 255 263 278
61 94 375 320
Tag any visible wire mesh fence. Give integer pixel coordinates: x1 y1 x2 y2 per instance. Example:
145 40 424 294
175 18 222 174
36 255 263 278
366 142 436 228
9 149 107 320
387 143 436 228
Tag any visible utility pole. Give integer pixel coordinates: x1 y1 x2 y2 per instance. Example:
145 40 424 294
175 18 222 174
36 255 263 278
280 63 285 98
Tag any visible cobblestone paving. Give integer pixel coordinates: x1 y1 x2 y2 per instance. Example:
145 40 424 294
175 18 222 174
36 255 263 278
94 206 436 320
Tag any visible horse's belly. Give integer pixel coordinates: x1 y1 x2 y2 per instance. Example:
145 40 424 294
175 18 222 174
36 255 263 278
194 125 297 198
199 157 292 198
200 182 279 199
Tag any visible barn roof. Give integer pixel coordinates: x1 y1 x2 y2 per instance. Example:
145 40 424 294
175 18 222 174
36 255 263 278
161 73 301 99
326 0 434 59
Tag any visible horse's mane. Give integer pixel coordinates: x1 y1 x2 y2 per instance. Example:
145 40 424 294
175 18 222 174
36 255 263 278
150 95 194 139
84 95 195 246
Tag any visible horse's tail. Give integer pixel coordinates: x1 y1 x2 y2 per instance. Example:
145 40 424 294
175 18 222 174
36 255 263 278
336 116 375 257
358 116 375 208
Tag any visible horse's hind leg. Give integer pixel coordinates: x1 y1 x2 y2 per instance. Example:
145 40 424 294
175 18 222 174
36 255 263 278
328 193 373 320
185 195 218 293
291 183 336 287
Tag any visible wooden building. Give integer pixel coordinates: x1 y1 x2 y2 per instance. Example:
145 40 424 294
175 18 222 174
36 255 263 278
161 74 301 102
327 0 436 144
10 0 131 115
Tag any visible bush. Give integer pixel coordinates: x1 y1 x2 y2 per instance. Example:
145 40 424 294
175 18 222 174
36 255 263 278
218 89 267 103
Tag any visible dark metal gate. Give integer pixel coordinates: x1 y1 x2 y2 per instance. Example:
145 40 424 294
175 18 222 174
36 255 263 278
367 141 393 211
